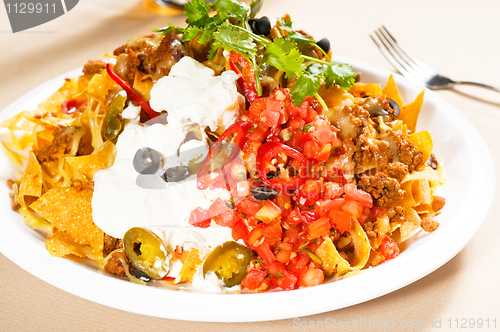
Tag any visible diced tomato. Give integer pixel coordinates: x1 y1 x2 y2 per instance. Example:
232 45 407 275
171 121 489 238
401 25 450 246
287 117 306 131
324 167 346 185
322 182 343 200
255 242 276 264
283 226 302 244
341 199 364 218
246 123 268 142
298 210 317 225
303 140 331 162
241 269 267 290
329 210 351 232
231 221 249 242
379 237 400 260
275 193 292 210
255 200 282 223
267 261 286 278
287 102 308 119
307 216 331 239
358 206 371 226
188 207 211 229
209 198 240 228
311 125 336 145
298 179 322 207
275 248 292 264
371 206 388 219
236 199 261 217
248 223 267 246
344 183 373 208
286 129 305 151
289 254 310 282
314 200 334 217
284 207 304 227
279 271 298 291
264 221 283 247
304 107 319 123
299 268 324 287
261 108 281 128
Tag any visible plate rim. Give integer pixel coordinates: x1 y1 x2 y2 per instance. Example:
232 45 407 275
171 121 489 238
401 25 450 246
0 56 495 322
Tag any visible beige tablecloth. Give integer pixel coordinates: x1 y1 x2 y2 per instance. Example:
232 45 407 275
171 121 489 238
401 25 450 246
1 1 499 331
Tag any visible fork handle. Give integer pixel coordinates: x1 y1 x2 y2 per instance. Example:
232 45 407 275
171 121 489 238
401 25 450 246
452 81 500 93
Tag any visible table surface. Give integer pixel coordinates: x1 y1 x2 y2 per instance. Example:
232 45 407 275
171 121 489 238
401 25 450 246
1 0 499 331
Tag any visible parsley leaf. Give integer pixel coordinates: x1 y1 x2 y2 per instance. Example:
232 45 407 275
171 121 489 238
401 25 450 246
152 23 181 36
277 17 315 46
213 0 249 23
290 65 322 106
212 22 257 58
324 63 356 89
263 38 304 79
184 0 211 27
249 0 263 20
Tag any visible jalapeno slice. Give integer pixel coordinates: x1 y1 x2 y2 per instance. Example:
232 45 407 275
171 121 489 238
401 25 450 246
123 227 169 280
203 241 252 287
104 92 127 141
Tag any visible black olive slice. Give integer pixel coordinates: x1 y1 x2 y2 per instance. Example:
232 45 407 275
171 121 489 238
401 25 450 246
133 147 161 175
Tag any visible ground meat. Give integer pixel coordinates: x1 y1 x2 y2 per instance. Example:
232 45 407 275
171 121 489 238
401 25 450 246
386 162 409 181
387 206 404 222
363 220 377 238
82 60 106 76
153 30 191 76
391 130 423 172
115 51 141 84
35 126 73 163
104 250 129 277
113 44 127 56
420 213 440 232
103 234 123 257
10 194 20 211
6 179 15 189
358 172 405 207
432 196 446 212
352 127 393 172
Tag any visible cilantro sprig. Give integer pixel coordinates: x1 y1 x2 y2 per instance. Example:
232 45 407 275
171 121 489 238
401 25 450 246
153 0 355 107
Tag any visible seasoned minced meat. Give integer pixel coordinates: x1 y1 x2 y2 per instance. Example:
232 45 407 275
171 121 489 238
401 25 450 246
352 127 393 171
420 213 440 232
358 172 405 207
104 250 129 277
392 130 423 172
432 196 446 212
82 60 106 76
103 234 123 257
386 162 408 182
35 126 73 163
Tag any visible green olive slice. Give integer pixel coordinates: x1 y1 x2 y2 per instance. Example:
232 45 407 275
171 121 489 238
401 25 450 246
203 241 252 288
123 227 169 280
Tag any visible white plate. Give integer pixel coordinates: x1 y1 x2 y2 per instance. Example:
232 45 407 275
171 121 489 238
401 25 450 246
0 57 495 322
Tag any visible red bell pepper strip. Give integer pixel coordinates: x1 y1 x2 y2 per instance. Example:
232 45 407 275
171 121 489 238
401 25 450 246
61 99 88 114
257 142 307 192
229 52 258 103
106 63 158 121
197 121 250 190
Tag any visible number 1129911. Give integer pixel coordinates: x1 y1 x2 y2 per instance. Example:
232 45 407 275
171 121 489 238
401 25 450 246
6 2 56 14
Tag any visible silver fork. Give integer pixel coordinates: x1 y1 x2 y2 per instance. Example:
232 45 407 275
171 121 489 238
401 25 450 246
371 26 500 93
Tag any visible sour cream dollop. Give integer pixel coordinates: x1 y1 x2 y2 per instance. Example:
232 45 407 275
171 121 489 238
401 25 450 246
92 57 244 291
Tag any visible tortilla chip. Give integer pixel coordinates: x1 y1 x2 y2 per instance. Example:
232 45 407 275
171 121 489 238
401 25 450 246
133 71 154 102
402 165 440 183
30 186 103 259
348 218 371 269
176 249 204 283
37 77 89 114
18 151 43 199
400 207 421 241
382 75 404 108
46 229 87 258
408 130 433 167
349 83 383 98
65 140 116 179
398 90 424 133
85 73 116 103
315 237 352 277
412 179 432 206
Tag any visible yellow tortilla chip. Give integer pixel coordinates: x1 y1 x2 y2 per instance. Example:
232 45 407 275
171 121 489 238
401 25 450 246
176 249 204 283
349 82 382 98
65 140 116 179
133 71 154 102
408 130 433 166
400 207 421 241
18 151 43 199
85 73 116 103
37 76 89 114
46 229 87 258
382 75 404 108
412 179 432 206
348 218 371 269
399 181 417 207
398 90 424 133
315 237 352 277
30 186 103 259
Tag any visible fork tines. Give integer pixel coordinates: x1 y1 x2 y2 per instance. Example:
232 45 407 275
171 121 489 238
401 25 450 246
371 26 436 82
